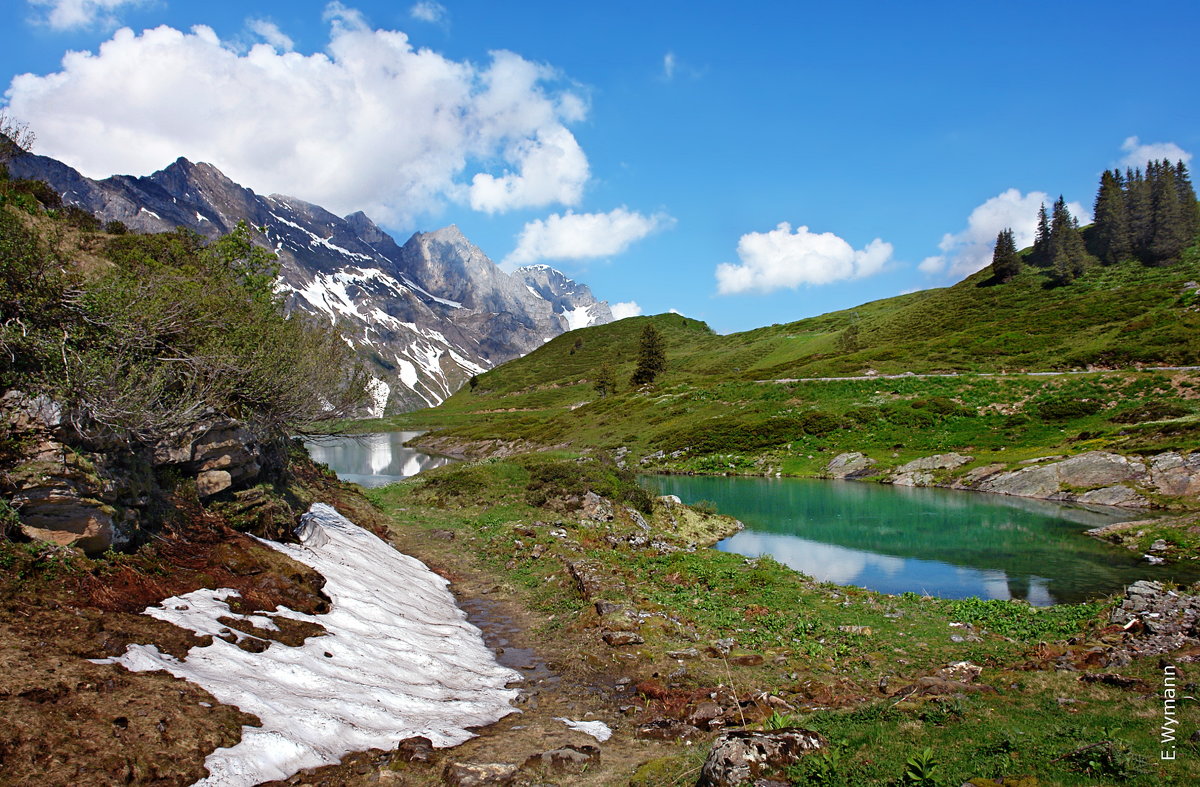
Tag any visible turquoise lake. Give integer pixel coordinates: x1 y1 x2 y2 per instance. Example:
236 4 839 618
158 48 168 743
641 474 1200 605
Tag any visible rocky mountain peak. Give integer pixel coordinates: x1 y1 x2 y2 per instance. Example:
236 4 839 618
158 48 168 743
8 153 616 413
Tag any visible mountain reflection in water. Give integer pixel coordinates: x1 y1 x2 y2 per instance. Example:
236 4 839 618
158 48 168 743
642 474 1200 605
303 432 453 488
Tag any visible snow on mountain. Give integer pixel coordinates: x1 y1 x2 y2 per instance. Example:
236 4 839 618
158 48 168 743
9 153 614 412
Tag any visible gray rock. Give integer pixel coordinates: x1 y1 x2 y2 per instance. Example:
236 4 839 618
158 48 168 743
1148 452 1200 498
698 729 825 786
825 452 877 479
443 762 518 786
976 451 1150 504
1076 485 1149 507
581 491 614 521
890 453 973 487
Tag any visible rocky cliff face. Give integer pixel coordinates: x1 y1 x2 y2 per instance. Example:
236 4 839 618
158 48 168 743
8 154 614 412
0 391 282 554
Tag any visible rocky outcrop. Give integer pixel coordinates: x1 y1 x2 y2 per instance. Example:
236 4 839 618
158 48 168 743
153 414 273 498
2 392 281 554
888 452 973 487
698 729 825 786
824 452 878 479
833 448 1200 508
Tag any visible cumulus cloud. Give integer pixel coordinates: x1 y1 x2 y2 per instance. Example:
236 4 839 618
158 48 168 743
1120 136 1193 168
409 1 447 24
5 14 590 226
714 222 892 295
610 301 642 320
26 0 143 30
918 189 1090 279
247 19 294 52
503 207 672 266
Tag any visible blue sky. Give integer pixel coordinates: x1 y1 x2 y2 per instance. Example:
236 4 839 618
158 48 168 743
2 0 1197 333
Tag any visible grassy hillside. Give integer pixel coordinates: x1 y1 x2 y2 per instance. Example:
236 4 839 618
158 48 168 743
357 247 1200 484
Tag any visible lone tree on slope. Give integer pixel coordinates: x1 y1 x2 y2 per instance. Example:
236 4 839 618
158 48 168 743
630 323 666 386
593 363 617 397
990 227 1021 282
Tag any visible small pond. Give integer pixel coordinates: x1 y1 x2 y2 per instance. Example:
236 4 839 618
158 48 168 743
641 474 1200 605
302 431 453 487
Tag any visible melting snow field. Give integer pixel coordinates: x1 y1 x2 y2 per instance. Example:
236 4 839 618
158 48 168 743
100 503 520 786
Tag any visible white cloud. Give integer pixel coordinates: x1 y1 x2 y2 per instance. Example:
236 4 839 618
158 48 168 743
469 125 589 213
610 301 642 320
919 188 1091 279
1120 136 1193 168
247 19 294 52
662 52 676 80
27 0 143 30
714 222 892 295
5 15 590 226
409 1 447 24
503 207 672 266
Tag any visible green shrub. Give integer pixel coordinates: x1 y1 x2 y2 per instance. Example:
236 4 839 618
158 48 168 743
1035 396 1102 420
1109 401 1191 423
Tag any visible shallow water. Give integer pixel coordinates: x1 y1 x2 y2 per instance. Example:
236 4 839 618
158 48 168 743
642 474 1200 605
301 431 453 487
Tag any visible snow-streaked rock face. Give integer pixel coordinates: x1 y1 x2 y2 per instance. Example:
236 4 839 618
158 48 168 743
99 503 520 787
9 154 614 412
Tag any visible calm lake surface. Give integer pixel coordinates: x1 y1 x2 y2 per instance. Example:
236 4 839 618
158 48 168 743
642 474 1200 605
302 432 452 487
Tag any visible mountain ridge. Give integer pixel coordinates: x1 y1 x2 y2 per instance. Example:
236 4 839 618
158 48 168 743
7 153 614 412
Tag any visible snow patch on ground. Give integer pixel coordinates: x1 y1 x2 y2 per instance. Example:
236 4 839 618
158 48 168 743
555 718 612 742
102 504 520 787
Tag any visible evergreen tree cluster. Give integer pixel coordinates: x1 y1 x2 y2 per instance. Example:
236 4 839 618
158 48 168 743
989 227 1020 282
1089 159 1199 266
1028 195 1093 284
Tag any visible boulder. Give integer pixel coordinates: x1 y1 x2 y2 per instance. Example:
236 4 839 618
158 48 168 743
443 762 518 787
581 490 614 521
976 452 1148 502
825 452 877 479
890 453 973 487
1148 452 1200 498
602 630 644 647
153 414 266 498
697 729 825 786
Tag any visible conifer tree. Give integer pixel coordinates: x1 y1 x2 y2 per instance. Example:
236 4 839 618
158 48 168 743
1148 159 1190 264
593 363 617 397
990 227 1020 281
1125 167 1152 258
1032 203 1050 265
1175 161 1200 241
1049 196 1090 284
630 323 666 386
1089 169 1131 264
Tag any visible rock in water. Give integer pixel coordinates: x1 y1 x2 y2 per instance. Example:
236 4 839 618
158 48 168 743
698 729 825 786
